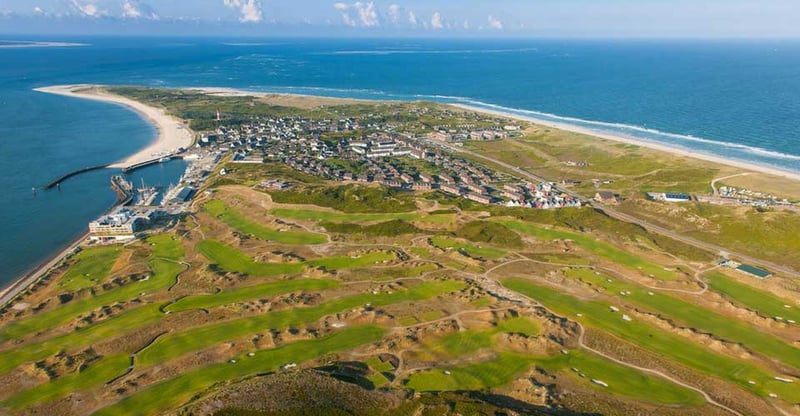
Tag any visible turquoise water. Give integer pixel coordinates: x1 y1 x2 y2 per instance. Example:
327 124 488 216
1 37 800 284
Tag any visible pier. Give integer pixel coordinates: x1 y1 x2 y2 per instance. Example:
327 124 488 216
111 175 134 205
42 164 109 190
120 154 183 174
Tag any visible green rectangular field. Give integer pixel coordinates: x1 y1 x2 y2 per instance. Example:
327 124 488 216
204 200 327 245
502 278 800 402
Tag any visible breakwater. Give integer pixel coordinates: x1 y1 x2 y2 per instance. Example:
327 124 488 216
42 164 109 190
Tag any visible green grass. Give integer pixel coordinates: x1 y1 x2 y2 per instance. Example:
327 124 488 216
269 184 416 213
686 205 800 270
536 349 704 406
136 280 466 367
502 278 800 402
198 240 397 276
94 326 386 416
706 272 800 323
424 317 539 358
3 354 130 409
346 263 438 282
321 219 422 237
565 268 800 370
271 208 420 223
429 237 507 260
0 236 184 343
406 352 534 391
496 220 681 280
204 200 327 245
197 240 305 276
416 214 458 224
165 279 342 313
455 221 523 248
0 304 163 375
58 246 122 291
306 251 396 270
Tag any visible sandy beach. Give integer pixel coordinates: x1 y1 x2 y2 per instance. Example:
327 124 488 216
34 85 194 169
157 86 800 182
31 85 800 181
453 104 800 182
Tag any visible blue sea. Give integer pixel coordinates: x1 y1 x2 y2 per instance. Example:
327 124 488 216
1 36 800 285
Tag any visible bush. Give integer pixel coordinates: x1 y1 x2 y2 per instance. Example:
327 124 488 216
322 220 421 237
270 185 416 213
455 221 523 249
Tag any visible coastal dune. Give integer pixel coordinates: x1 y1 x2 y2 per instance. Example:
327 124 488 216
453 104 800 182
34 85 194 169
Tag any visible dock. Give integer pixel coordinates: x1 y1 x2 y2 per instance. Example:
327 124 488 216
120 154 183 174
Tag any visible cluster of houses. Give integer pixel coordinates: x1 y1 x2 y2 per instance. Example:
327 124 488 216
193 110 583 210
717 186 796 208
503 182 582 209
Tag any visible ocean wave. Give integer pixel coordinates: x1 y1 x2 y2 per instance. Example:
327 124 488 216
456 99 800 163
183 84 800 166
326 48 539 56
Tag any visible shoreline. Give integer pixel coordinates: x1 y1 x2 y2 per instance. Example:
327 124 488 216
0 232 88 308
2 85 194 306
34 85 194 169
6 85 800 306
180 86 800 181
452 103 800 182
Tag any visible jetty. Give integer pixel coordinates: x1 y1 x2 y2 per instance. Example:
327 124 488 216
121 154 183 174
42 164 109 190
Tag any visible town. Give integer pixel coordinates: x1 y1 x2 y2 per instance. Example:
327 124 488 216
202 112 582 209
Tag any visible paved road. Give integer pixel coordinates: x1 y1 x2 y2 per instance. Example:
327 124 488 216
444 143 800 279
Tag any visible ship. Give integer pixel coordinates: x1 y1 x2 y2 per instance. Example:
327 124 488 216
135 178 159 206
158 156 172 163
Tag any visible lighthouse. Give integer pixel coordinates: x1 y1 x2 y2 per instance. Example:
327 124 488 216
216 109 221 122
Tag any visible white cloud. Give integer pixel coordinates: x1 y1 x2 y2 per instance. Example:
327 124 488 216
33 6 43 14
430 11 443 30
223 0 263 23
70 0 104 17
333 2 356 26
356 2 379 27
333 2 380 27
387 4 400 24
122 1 141 18
407 10 417 26
122 1 158 19
488 15 503 30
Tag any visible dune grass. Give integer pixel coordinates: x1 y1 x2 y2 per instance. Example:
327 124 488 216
197 240 396 276
0 304 163 375
429 237 507 260
57 246 122 291
705 272 800 323
539 349 704 406
503 278 800 402
566 268 800 370
166 279 341 312
0 236 184 343
137 280 466 367
204 200 327 245
424 317 540 358
496 220 681 280
271 208 420 223
3 354 130 409
94 326 386 416
197 240 304 276
406 352 534 392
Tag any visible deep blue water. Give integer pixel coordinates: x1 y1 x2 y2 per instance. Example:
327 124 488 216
1 36 800 285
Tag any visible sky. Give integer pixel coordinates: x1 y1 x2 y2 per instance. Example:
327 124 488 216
1 0 800 38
